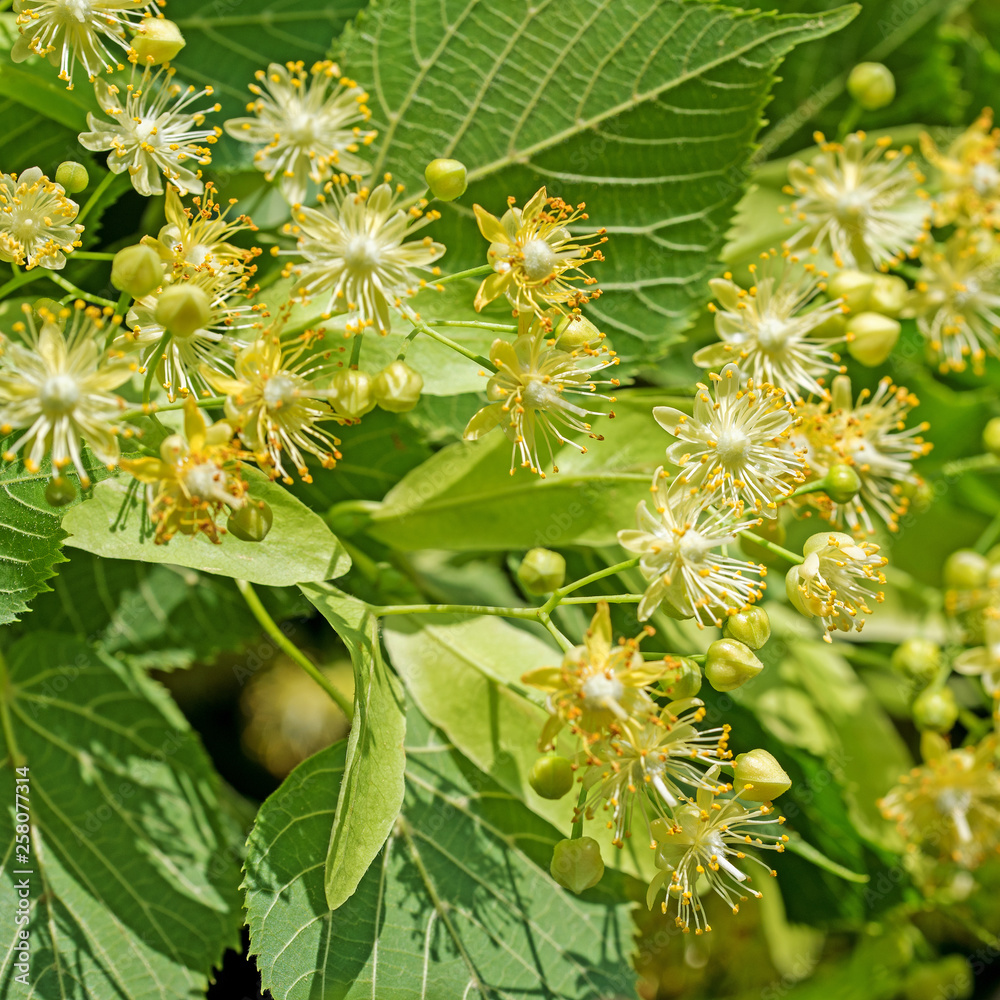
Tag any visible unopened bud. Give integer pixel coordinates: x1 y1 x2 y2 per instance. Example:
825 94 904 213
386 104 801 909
550 837 604 894
554 313 600 350
846 311 900 366
373 360 423 413
55 160 89 194
723 606 771 650
847 62 896 111
663 657 702 699
734 749 791 801
328 369 376 420
227 500 273 542
810 310 847 340
154 283 211 338
528 756 574 800
983 417 1000 457
944 549 989 590
704 638 763 692
424 158 467 201
517 547 566 594
868 274 908 317
825 269 875 313
891 638 941 686
912 686 958 733
45 476 77 507
112 244 163 298
131 16 186 65
822 463 862 504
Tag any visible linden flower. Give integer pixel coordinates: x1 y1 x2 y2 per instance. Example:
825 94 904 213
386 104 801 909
121 397 248 544
921 109 1000 228
202 332 345 484
473 187 607 316
783 131 930 269
618 473 766 626
12 0 151 88
521 602 670 749
79 62 222 197
798 375 931 535
653 364 803 518
785 531 886 639
463 313 619 476
695 251 846 400
646 776 787 934
0 167 84 270
283 175 445 335
143 184 259 274
0 301 133 484
904 236 1000 374
879 737 1000 870
224 60 376 206
578 700 732 847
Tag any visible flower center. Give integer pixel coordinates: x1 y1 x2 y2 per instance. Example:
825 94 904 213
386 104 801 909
679 528 713 563
581 674 625 712
41 374 80 415
835 189 870 223
12 216 40 243
521 378 558 410
715 427 751 464
521 238 559 282
134 119 159 146
183 460 239 506
756 316 790 352
344 234 382 271
263 373 299 409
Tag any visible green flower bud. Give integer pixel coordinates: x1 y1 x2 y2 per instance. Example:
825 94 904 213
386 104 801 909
891 638 941 686
662 657 702 699
912 686 958 733
227 500 273 542
329 369 376 420
944 549 989 590
810 310 848 340
822 463 862 504
112 244 163 299
845 311 900 366
825 269 875 313
55 160 89 194
847 62 896 111
373 360 423 413
983 417 1000 457
554 313 600 350
723 606 771 650
739 517 787 567
44 476 77 507
528 756 574 800
517 547 566 594
733 749 791 802
900 477 934 514
550 837 604 894
902 957 972 1000
424 158 467 201
154 283 210 338
868 274 908 317
704 638 764 692
131 16 186 65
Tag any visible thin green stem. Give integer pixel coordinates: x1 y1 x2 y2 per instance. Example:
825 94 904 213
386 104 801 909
434 263 493 287
557 594 640 606
236 579 354 718
428 318 518 333
942 453 1000 477
538 611 574 652
0 647 24 769
411 321 495 371
369 602 538 620
976 508 1000 555
77 170 116 225
836 100 863 141
143 331 171 403
120 394 226 423
0 270 42 301
349 331 363 368
739 530 803 565
790 480 830 499
72 251 116 261
571 784 587 840
542 557 641 610
395 327 421 361
46 272 117 308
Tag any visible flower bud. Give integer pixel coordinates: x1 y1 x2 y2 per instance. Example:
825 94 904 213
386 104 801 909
944 549 989 589
809 310 847 340
733 749 791 801
739 517 787 567
822 463 862 504
131 16 186 65
517 547 566 594
723 606 771 650
373 360 423 413
154 283 210 338
424 158 467 201
528 755 574 800
663 657 702 699
912 686 958 733
55 160 89 194
550 837 604 894
44 476 77 507
983 417 1000 457
845 311 900 366
900 476 933 514
847 62 896 111
112 244 163 299
891 638 941 686
554 313 600 350
704 638 763 692
328 369 376 420
227 500 273 542
825 269 875 313
868 274 908 317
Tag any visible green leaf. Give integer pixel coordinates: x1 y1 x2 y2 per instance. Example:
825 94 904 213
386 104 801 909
0 633 242 999
299 584 406 911
244 703 641 1000
0 439 113 626
355 388 671 550
339 0 857 358
61 467 351 586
